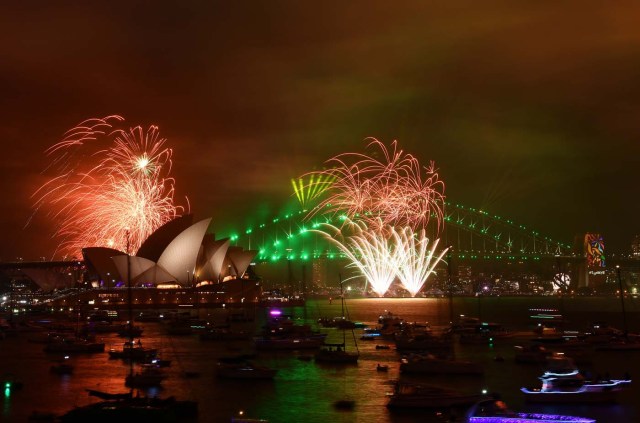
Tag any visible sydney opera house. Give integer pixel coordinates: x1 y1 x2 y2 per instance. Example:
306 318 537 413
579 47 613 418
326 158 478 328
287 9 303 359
46 215 262 310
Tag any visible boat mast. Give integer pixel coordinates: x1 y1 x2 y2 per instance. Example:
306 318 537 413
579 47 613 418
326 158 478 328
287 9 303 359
616 265 628 337
338 273 358 354
447 247 454 324
126 230 134 383
339 273 345 347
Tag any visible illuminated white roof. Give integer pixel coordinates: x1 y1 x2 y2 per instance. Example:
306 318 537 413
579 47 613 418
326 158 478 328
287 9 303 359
198 237 230 282
136 214 194 262
157 218 212 285
112 255 156 285
84 217 258 288
227 248 258 278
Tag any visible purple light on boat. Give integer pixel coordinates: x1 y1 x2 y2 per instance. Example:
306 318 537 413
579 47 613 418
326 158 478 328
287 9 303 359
269 309 282 316
469 414 595 423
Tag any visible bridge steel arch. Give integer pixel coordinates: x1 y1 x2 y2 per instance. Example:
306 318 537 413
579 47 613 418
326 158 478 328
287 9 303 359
222 202 573 264
441 203 572 258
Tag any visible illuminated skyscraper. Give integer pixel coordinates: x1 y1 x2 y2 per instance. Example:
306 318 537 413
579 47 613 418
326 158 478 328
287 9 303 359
576 233 606 288
631 235 640 258
312 257 328 288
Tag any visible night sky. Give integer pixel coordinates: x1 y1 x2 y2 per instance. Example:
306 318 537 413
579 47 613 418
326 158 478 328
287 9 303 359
1 1 639 260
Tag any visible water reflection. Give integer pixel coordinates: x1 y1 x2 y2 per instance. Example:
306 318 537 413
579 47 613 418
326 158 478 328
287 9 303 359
0 297 638 422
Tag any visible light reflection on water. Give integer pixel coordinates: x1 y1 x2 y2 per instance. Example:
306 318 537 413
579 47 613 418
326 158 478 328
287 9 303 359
1 297 639 422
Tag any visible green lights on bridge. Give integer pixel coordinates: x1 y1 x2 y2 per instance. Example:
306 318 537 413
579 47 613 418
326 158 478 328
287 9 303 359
223 201 570 261
255 249 545 263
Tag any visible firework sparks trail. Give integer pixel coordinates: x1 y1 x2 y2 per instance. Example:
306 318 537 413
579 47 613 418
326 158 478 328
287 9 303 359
32 116 185 257
291 173 336 210
304 139 445 231
392 228 449 297
312 219 405 297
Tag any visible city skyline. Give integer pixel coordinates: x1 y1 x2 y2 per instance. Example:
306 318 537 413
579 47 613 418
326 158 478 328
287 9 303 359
1 2 639 260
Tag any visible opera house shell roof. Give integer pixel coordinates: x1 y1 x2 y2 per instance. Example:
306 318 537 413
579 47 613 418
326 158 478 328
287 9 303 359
82 216 257 287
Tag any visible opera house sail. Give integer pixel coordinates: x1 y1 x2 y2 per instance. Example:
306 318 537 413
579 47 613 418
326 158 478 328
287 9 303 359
40 216 262 310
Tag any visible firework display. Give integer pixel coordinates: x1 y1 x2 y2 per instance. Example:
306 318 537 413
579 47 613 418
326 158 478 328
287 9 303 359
305 138 445 232
303 139 448 296
291 173 336 209
313 219 405 297
32 116 185 257
392 227 448 297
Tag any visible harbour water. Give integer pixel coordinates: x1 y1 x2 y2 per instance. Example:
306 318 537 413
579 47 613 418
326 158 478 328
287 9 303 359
1 296 639 422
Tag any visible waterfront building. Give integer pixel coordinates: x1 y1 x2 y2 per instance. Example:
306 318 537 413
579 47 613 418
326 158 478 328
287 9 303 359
631 235 640 258
312 257 328 288
575 233 606 289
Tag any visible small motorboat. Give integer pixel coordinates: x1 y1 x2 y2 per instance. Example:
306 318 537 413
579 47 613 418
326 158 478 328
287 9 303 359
376 364 389 372
387 381 489 409
108 340 157 361
400 353 484 375
314 343 359 364
521 355 631 403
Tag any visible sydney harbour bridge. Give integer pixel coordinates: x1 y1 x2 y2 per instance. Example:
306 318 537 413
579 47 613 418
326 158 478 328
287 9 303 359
216 201 640 293
221 201 573 263
1 201 635 294
210 201 591 291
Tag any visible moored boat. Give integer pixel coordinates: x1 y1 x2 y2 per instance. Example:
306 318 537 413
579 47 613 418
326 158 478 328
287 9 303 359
254 313 326 350
59 395 197 422
108 340 157 360
387 381 489 409
314 343 359 364
514 344 553 364
521 354 631 403
376 363 389 372
253 336 325 350
400 353 483 375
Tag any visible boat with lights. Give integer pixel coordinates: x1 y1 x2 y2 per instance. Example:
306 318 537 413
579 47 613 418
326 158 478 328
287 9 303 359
453 316 515 344
315 282 359 364
386 381 489 409
108 340 157 360
466 399 595 422
376 311 405 338
254 310 326 350
400 353 483 375
514 344 553 364
315 342 359 364
521 354 631 403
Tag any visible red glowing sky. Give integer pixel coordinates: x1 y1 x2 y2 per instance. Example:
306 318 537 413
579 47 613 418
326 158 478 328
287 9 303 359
1 1 639 259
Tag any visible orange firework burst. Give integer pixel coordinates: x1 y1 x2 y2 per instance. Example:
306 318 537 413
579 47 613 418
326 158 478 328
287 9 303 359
32 116 186 257
305 138 445 232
